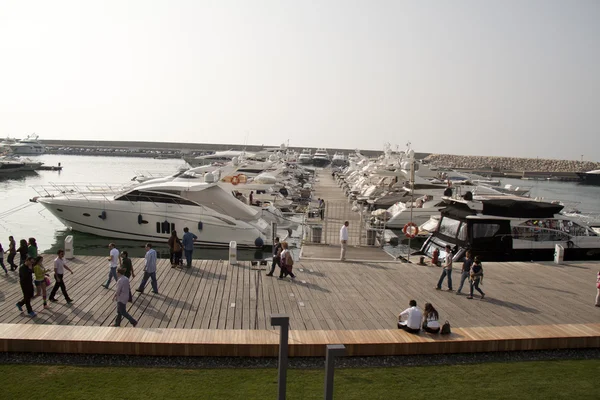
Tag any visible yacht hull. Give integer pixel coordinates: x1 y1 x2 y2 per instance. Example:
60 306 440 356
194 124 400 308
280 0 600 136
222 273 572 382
37 198 268 248
577 173 600 185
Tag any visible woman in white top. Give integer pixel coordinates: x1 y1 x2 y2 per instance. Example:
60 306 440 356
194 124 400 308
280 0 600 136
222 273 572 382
278 242 296 280
422 303 441 333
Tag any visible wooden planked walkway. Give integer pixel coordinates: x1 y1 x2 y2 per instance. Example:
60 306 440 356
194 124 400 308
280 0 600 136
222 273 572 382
1 255 599 331
2 322 599 357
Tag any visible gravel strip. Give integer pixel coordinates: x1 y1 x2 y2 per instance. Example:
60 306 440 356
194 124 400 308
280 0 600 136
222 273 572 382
1 348 599 369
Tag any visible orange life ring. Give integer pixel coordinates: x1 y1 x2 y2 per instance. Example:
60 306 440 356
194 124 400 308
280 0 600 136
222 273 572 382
403 222 419 239
231 175 240 185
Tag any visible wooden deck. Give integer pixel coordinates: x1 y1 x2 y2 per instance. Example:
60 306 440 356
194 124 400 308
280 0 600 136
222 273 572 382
1 255 599 331
1 322 599 357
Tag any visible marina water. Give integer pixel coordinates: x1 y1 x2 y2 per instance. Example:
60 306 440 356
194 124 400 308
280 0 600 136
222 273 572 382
1 154 599 259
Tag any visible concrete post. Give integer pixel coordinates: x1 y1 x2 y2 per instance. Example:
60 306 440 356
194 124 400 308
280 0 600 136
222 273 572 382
271 314 290 400
324 344 346 400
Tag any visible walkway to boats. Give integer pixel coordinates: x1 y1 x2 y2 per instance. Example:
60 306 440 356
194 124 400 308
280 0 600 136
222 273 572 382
0 255 598 330
303 168 395 261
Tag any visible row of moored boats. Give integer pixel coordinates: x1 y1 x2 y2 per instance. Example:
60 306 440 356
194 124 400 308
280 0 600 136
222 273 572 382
333 145 600 261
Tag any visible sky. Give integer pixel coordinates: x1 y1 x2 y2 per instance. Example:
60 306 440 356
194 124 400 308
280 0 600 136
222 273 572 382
0 0 599 160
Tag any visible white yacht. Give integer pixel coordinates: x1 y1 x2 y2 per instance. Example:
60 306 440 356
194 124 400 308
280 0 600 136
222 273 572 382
298 149 313 165
184 150 255 167
0 159 26 174
312 148 331 167
9 134 45 155
331 152 348 167
33 180 279 248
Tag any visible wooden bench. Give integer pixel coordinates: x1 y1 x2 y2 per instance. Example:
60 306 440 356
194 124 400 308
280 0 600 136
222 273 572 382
1 323 599 357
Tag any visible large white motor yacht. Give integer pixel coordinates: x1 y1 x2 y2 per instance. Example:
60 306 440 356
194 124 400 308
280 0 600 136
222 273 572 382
298 149 313 165
312 148 331 167
184 150 255 167
34 180 279 248
9 134 45 155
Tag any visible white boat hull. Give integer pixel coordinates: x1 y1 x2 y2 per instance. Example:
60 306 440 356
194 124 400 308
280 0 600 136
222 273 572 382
37 198 269 248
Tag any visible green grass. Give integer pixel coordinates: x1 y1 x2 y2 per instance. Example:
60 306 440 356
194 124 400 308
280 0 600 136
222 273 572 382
1 359 598 399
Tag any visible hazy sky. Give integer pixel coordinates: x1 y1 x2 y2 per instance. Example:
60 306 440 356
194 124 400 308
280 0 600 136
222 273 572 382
1 1 598 160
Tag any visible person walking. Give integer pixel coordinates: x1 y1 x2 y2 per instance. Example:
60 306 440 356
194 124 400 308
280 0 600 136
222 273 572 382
0 243 7 275
168 230 183 268
114 268 138 327
7 236 17 271
16 257 36 317
422 303 441 333
103 243 120 289
32 256 51 309
120 251 135 279
278 241 296 279
467 257 485 300
136 243 159 294
120 251 135 303
266 237 282 277
27 238 38 258
435 245 453 291
182 227 198 268
456 250 473 294
319 198 325 220
340 221 349 261
48 249 74 303
17 239 28 266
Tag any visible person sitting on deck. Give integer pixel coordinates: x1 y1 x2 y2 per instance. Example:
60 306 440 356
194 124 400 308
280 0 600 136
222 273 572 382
422 303 441 333
397 299 422 334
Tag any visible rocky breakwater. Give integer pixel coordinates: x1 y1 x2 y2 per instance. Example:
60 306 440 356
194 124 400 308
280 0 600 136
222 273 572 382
424 154 600 173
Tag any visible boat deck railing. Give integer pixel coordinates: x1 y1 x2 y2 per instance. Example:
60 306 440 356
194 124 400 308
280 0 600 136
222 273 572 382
31 182 135 202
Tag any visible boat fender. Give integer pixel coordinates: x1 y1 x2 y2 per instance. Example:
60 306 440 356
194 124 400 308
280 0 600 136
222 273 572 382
138 214 144 225
99 210 107 220
198 221 203 231
389 237 399 247
432 248 440 266
254 237 264 248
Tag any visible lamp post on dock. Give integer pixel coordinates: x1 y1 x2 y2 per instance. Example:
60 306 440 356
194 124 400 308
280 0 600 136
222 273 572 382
407 159 415 263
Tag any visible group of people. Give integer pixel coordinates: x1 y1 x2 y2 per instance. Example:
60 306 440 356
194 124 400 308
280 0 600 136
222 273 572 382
167 228 198 268
1 236 38 274
398 300 442 334
266 237 296 279
436 246 485 300
16 248 73 318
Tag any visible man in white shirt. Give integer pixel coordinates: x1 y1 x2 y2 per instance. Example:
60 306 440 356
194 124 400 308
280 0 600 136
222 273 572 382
340 221 349 261
397 300 423 334
435 245 454 291
103 243 120 289
49 249 74 303
113 268 137 327
136 243 159 294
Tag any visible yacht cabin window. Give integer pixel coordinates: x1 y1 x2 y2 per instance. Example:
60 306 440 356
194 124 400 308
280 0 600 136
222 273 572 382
472 223 501 239
115 190 199 207
438 217 461 238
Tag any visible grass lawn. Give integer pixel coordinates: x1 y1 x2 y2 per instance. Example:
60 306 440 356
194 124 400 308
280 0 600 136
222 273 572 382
1 359 598 399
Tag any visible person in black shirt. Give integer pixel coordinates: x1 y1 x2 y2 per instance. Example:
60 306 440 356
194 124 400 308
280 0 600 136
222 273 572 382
456 250 473 294
16 239 28 266
16 257 36 317
467 257 485 300
266 237 282 277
